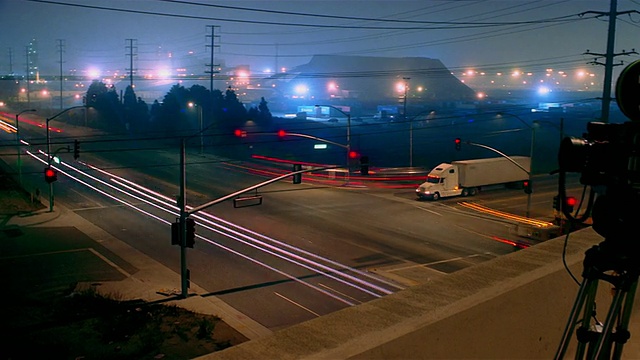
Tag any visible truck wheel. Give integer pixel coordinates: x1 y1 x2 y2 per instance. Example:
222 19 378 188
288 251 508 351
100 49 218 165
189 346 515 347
469 188 478 196
461 188 469 196
432 192 440 201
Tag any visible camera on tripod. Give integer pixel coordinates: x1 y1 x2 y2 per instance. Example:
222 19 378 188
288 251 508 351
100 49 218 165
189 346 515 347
559 121 640 188
554 60 640 360
555 59 640 240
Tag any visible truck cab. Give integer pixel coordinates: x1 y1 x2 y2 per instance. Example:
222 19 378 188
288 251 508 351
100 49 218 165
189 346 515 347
415 163 462 200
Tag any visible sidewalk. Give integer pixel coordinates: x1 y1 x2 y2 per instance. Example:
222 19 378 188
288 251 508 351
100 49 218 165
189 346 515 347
1 200 272 342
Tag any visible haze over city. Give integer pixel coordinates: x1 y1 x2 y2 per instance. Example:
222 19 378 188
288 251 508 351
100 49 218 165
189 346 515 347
2 0 639 93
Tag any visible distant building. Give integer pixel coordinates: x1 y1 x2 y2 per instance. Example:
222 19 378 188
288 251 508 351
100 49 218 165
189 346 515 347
258 55 476 108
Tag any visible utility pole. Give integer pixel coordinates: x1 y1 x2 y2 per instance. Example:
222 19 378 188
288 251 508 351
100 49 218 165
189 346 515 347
583 0 638 123
275 43 279 74
205 25 220 93
125 39 137 89
57 39 65 110
25 46 30 106
8 47 13 75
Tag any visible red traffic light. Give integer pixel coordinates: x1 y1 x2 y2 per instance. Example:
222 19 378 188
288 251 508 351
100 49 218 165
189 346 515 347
277 129 286 137
44 167 57 183
348 150 359 159
566 196 577 207
455 138 462 150
234 129 246 137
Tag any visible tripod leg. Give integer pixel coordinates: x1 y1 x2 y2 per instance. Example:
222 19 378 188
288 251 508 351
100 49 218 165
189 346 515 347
588 286 624 360
577 280 600 359
610 280 638 360
555 276 599 360
590 279 638 360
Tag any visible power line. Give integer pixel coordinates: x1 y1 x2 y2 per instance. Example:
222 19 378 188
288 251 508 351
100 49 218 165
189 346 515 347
26 0 596 30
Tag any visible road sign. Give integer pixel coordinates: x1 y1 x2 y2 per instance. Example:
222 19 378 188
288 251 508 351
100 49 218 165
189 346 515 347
616 59 640 122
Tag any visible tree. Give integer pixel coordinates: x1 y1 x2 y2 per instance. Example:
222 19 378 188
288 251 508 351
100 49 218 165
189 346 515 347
258 97 272 123
222 87 247 128
85 81 124 132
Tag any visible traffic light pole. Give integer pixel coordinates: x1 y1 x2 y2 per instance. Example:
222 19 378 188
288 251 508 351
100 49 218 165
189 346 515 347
463 140 532 217
45 105 87 212
46 118 54 212
179 139 189 298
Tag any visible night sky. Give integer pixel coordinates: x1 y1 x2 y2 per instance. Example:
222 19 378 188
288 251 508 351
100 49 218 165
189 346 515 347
1 0 638 79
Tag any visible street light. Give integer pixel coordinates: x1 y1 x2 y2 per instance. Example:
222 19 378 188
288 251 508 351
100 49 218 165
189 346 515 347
533 118 564 144
402 77 410 122
408 109 435 168
497 112 535 218
15 108 36 186
188 102 204 154
315 104 351 183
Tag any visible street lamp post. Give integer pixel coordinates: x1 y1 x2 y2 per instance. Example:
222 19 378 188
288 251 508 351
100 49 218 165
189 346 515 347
497 112 535 218
188 102 204 154
15 109 36 186
408 109 435 168
402 77 410 122
533 118 564 144
315 104 351 183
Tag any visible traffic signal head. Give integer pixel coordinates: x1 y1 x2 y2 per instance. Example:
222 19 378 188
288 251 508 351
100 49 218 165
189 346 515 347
523 180 532 194
277 129 286 138
553 195 560 211
348 150 359 159
565 196 577 213
292 164 302 184
360 156 369 176
185 217 196 248
44 167 57 183
455 138 462 151
73 140 80 160
234 129 246 137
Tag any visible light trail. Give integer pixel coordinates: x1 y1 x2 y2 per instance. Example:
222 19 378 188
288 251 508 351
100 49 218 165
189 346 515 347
105 177 398 297
34 153 359 304
105 172 401 294
459 201 554 227
27 152 399 303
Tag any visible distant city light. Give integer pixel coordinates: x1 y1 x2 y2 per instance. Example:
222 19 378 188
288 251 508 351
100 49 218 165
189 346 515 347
537 86 551 95
87 68 101 79
294 84 308 95
157 68 171 79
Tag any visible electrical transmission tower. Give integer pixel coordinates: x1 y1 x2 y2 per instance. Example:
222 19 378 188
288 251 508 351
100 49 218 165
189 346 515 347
57 39 65 110
125 39 138 88
205 25 220 93
583 0 638 123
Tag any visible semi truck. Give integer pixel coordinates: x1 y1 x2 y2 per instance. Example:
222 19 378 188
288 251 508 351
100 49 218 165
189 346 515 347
415 156 531 200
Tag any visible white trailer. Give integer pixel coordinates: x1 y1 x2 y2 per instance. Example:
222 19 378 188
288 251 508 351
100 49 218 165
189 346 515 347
416 156 531 200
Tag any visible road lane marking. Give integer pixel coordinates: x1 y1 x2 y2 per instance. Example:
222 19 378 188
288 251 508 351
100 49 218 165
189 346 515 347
70 188 103 208
317 283 363 304
274 292 321 317
413 205 442 216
